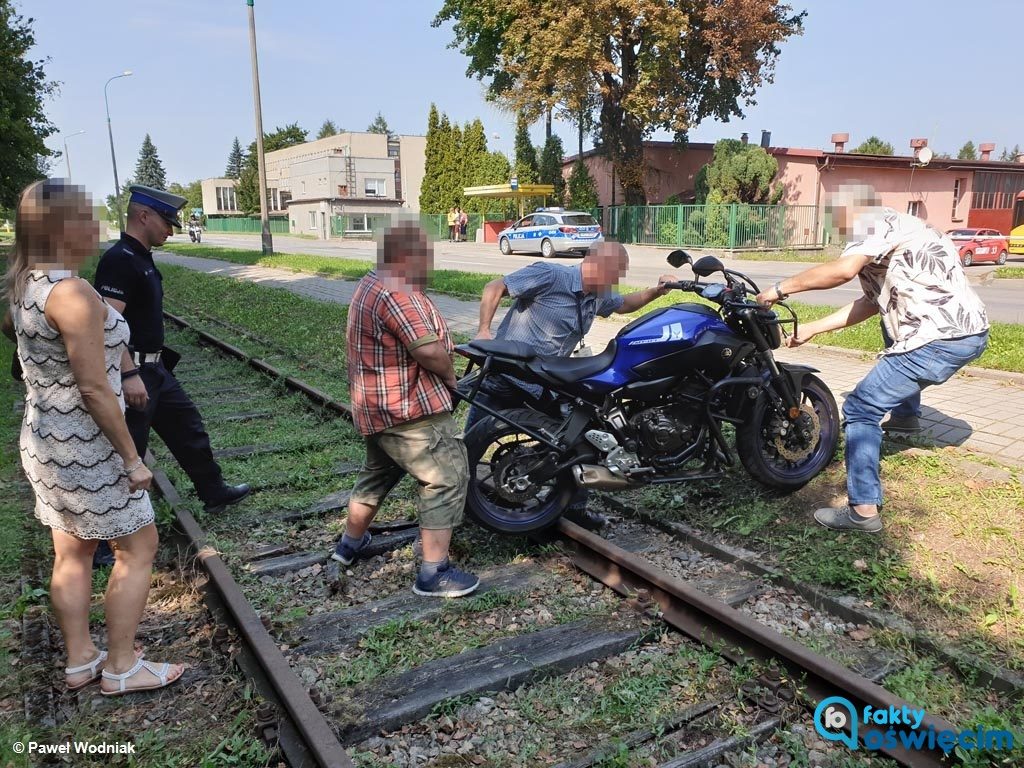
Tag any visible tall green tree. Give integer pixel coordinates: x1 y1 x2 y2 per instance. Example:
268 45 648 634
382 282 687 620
434 0 803 205
851 136 894 156
367 111 393 136
957 141 977 161
513 114 538 184
460 119 490 213
699 139 781 204
444 121 465 208
539 134 566 205
133 134 167 190
420 104 443 212
168 180 203 214
317 119 340 139
225 137 245 179
105 177 132 225
566 159 598 210
237 123 308 214
0 0 57 207
1000 144 1022 162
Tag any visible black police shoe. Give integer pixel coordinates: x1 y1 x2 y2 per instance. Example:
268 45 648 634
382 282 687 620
563 507 608 531
203 483 252 514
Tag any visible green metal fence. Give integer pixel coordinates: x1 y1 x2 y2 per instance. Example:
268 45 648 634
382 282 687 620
205 216 290 234
599 204 822 249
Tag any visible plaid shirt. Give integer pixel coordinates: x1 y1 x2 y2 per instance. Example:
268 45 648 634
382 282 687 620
347 271 454 435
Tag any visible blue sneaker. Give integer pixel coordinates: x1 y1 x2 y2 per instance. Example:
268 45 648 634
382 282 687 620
413 563 480 598
331 532 371 565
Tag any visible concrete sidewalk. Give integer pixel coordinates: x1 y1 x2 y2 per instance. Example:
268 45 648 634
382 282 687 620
157 251 1024 468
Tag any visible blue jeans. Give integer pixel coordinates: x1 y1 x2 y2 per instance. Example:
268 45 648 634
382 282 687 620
880 322 920 418
843 332 988 507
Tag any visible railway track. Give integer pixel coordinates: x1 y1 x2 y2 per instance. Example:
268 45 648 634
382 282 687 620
140 306 1005 768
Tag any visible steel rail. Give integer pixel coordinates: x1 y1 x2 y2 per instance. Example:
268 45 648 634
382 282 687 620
163 308 968 768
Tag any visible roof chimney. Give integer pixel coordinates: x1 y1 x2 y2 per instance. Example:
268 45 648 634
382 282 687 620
760 130 771 149
910 138 928 150
831 133 849 153
740 132 749 144
979 142 995 161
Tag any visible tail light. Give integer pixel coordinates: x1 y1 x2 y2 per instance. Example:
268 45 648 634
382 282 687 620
597 225 603 233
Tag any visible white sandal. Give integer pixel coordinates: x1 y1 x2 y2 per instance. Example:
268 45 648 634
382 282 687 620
100 657 183 697
65 650 107 691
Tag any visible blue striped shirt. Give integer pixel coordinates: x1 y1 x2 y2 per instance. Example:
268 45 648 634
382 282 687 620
496 262 623 356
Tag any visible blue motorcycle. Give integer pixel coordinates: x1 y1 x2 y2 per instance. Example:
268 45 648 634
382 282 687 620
456 251 840 534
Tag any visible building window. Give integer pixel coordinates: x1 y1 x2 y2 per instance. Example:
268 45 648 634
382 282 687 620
364 178 387 197
301 181 306 195
387 140 400 158
907 201 922 218
215 186 237 212
971 171 1024 210
308 211 317 230
280 191 292 209
349 213 369 232
952 178 964 220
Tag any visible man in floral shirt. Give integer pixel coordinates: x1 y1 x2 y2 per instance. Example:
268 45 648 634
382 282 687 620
757 183 989 533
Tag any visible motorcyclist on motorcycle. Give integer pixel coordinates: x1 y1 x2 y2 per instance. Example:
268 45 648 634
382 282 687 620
187 214 202 243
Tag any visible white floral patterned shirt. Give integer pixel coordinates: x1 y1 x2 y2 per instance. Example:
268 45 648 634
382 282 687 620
842 208 989 355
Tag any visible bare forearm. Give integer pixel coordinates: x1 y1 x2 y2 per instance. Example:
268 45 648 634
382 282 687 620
804 297 878 336
477 281 506 335
410 342 457 386
618 287 659 314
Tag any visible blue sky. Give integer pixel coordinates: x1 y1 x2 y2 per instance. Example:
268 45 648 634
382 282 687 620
26 0 1023 202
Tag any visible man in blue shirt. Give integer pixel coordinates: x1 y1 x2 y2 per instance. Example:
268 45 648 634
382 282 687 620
470 242 675 528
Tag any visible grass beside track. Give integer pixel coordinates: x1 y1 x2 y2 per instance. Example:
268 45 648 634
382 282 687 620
995 266 1024 279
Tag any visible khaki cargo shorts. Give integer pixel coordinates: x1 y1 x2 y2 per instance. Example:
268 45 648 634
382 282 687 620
351 413 469 530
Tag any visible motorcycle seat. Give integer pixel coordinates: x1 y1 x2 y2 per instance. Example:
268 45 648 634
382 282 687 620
532 339 617 383
465 339 536 360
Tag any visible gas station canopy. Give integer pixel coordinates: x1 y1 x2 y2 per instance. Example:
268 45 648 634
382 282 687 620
463 183 556 216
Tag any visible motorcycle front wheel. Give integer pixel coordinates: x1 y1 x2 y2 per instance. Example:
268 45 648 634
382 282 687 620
464 408 575 534
735 373 839 490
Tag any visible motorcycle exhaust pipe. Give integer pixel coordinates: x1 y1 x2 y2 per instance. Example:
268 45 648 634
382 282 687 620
572 464 630 490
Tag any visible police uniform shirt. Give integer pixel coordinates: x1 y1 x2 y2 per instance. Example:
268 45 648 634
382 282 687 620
94 234 166 353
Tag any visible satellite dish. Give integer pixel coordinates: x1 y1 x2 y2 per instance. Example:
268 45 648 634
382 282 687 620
917 147 933 166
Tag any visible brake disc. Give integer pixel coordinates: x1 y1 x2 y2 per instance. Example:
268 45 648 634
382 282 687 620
490 443 545 503
772 403 821 462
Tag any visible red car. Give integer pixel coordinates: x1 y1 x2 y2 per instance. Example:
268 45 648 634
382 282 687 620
946 228 1009 266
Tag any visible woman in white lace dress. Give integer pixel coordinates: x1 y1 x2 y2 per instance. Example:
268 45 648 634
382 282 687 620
4 180 182 695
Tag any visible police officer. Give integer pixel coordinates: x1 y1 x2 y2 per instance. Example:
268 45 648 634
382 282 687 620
94 185 250 516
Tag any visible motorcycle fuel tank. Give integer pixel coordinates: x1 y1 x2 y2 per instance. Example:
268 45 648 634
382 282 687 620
581 303 732 393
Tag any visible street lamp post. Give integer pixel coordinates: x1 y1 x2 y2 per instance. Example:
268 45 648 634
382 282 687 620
246 0 273 255
104 70 132 232
61 130 86 178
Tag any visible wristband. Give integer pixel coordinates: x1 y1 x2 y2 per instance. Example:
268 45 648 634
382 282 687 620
774 281 788 301
121 368 140 381
123 457 145 475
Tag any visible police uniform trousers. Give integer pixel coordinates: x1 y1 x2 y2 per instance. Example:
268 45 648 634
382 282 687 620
127 362 223 500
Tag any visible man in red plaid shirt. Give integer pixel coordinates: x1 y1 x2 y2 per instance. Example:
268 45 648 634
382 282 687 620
335 220 479 598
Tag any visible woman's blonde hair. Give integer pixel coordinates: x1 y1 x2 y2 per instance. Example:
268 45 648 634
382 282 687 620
4 179 93 304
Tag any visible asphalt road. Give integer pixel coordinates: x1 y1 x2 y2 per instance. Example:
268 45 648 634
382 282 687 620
180 232 1024 324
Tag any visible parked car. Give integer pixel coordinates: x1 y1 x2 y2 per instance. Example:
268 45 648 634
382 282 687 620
946 228 1009 266
497 208 603 257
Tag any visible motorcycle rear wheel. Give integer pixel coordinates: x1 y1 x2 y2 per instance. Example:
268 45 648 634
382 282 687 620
735 373 839 490
464 408 575 534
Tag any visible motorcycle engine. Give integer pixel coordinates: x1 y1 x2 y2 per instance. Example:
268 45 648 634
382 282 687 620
630 403 698 456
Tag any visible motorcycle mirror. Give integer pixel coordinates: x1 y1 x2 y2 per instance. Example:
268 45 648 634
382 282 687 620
666 249 692 269
692 255 726 277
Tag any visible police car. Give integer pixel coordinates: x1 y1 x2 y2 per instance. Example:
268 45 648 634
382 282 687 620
497 208 604 257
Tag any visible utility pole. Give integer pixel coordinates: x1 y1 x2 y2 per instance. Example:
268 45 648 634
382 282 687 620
104 71 132 231
61 130 85 178
246 0 273 255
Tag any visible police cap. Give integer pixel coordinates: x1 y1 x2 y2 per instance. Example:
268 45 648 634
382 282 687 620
129 185 187 228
